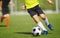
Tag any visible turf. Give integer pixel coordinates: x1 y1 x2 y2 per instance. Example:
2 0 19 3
0 13 60 38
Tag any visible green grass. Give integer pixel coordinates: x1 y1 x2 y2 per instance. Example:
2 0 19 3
0 13 60 38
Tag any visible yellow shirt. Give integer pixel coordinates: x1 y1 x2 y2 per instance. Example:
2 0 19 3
25 0 39 9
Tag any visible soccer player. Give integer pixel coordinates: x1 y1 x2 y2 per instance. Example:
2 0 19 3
22 0 54 35
0 0 13 27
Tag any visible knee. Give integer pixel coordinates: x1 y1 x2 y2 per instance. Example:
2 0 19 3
41 15 46 20
3 14 9 18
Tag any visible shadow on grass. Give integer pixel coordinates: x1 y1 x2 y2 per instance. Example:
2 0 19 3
0 25 6 27
15 31 52 35
15 32 32 35
15 32 42 37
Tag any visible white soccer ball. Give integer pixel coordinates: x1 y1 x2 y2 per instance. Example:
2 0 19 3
32 26 42 36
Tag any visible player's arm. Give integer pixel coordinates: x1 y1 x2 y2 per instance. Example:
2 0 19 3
47 0 53 5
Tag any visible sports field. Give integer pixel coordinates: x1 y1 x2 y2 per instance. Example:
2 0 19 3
0 13 60 38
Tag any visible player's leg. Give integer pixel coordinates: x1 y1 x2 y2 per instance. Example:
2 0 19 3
4 8 10 27
4 14 9 27
32 15 47 31
1 6 10 27
0 14 10 27
40 14 54 30
36 5 54 30
32 15 48 35
27 7 48 35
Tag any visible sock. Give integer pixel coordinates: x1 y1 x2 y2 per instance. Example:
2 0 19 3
5 17 9 27
38 22 47 31
44 17 49 26
0 16 5 22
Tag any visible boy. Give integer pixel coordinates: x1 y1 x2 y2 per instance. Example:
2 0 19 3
22 0 54 35
0 0 13 27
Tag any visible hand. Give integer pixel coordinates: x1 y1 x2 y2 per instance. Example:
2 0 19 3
47 0 53 5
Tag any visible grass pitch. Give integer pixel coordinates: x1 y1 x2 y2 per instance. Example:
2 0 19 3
0 13 60 38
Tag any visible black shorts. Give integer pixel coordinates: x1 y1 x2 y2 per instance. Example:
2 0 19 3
27 5 45 17
2 7 10 15
2 0 10 15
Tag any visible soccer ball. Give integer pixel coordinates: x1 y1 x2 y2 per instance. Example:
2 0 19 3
32 26 42 36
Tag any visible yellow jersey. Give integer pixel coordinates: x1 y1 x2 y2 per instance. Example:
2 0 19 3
25 0 39 9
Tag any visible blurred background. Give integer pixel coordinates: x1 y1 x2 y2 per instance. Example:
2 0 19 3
0 0 60 14
0 0 60 38
10 0 60 15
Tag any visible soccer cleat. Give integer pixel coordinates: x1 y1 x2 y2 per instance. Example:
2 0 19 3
48 24 54 30
43 31 48 35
